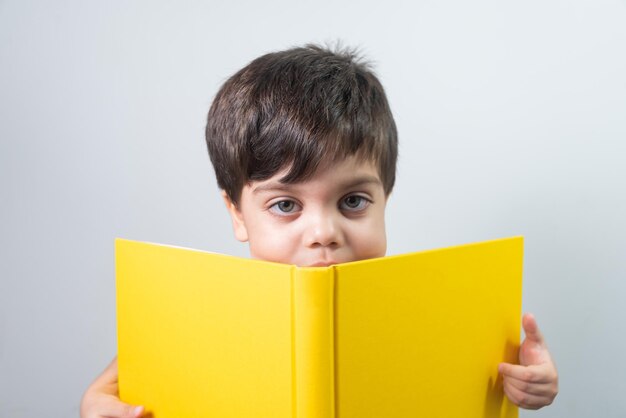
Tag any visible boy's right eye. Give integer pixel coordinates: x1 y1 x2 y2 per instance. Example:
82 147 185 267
269 200 301 215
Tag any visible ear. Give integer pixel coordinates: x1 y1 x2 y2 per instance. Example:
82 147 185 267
221 190 249 242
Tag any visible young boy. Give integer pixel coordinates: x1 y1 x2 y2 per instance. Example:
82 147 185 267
81 44 558 418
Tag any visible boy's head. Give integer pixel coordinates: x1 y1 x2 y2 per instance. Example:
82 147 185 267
205 44 398 266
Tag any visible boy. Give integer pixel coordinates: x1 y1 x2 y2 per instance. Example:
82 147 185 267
81 44 558 418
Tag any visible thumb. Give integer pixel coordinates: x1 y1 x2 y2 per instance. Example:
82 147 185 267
100 402 144 418
522 312 545 346
519 312 552 366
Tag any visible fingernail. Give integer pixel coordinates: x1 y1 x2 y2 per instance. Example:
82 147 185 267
133 406 144 417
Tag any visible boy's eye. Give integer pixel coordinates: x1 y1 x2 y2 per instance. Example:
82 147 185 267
340 195 370 211
269 200 301 215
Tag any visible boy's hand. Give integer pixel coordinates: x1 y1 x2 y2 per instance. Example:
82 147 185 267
80 356 145 418
498 313 559 410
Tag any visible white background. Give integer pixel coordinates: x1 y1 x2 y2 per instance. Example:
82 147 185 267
1 1 625 417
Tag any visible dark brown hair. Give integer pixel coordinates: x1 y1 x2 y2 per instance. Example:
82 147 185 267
205 43 398 206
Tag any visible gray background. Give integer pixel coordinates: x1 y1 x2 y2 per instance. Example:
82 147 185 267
1 0 625 417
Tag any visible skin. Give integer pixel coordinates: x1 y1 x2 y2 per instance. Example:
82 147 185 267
80 357 144 418
80 157 558 418
223 156 388 266
499 313 559 409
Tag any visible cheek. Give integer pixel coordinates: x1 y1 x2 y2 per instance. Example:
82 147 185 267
367 226 387 257
247 220 298 263
350 216 387 258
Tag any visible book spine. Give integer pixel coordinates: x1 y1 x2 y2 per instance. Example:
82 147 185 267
291 267 335 418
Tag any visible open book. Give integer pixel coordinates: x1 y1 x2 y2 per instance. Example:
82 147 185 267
116 236 523 418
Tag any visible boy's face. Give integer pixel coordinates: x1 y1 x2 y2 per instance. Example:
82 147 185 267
223 156 388 267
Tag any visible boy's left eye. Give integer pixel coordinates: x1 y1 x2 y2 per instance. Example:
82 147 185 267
339 195 370 211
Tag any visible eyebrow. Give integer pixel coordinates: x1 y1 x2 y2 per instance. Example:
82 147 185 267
252 175 382 195
252 183 293 195
337 175 382 190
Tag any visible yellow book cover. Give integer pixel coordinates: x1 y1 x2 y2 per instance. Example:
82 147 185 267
116 236 523 418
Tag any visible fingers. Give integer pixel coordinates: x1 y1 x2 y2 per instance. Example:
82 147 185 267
503 379 555 410
505 375 556 396
522 313 545 345
499 362 557 384
499 361 559 410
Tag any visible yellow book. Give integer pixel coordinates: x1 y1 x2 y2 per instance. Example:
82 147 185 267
116 236 523 418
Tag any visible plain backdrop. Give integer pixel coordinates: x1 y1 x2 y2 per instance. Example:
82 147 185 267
1 1 625 417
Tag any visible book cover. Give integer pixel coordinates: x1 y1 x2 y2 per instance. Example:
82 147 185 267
116 236 523 418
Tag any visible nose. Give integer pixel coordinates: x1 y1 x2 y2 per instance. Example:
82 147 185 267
302 210 343 248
